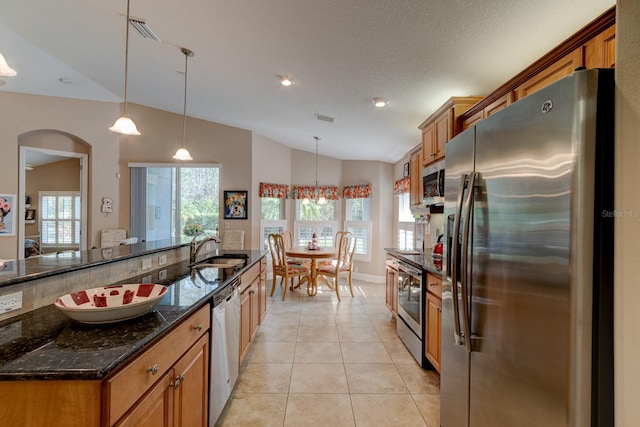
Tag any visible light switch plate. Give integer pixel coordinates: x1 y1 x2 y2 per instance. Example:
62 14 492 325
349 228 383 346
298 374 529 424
141 258 152 271
159 255 168 266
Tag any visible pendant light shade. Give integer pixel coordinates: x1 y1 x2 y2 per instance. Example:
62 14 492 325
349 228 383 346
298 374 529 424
110 0 140 135
173 47 194 161
0 52 17 77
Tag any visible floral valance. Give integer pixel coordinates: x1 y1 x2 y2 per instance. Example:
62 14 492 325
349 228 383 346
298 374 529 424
292 185 340 200
343 184 372 199
259 182 290 198
393 177 410 195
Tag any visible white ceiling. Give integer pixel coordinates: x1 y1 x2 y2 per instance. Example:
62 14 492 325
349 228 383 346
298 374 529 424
0 0 614 163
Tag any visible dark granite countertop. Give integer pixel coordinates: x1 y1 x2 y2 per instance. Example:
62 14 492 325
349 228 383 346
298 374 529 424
384 248 443 277
0 250 266 381
0 238 191 288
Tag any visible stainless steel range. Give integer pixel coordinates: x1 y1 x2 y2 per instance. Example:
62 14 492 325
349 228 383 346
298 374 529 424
396 259 426 367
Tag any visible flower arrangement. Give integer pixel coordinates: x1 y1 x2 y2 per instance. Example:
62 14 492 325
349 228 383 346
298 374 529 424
183 223 204 236
0 197 11 222
0 196 11 232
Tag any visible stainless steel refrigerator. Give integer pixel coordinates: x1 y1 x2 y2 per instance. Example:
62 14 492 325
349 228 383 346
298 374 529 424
441 68 614 427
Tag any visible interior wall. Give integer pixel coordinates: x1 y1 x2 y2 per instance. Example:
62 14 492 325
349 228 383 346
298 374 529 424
251 133 292 249
118 103 254 247
615 1 640 425
0 91 120 259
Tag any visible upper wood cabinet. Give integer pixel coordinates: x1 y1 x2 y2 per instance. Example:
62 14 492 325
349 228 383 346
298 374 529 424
514 48 583 100
462 92 514 130
459 6 615 128
420 97 482 166
409 149 422 206
585 24 615 69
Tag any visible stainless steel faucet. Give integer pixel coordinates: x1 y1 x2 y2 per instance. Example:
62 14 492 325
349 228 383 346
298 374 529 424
189 233 221 265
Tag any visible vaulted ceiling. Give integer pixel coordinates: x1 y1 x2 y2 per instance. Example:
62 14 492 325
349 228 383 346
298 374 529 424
0 0 614 163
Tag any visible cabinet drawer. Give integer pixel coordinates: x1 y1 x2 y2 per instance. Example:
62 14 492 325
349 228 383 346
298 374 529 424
241 261 261 291
426 273 442 299
104 304 210 424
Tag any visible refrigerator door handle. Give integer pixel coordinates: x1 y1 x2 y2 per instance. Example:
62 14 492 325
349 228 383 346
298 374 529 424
460 171 477 353
451 173 467 346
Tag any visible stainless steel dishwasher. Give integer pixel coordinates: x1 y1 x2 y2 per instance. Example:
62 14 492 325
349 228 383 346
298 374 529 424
209 278 240 425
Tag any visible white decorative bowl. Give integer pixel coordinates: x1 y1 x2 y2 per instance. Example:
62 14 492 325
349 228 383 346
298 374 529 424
54 284 168 324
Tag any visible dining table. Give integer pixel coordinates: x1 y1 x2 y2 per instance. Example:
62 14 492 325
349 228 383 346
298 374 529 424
286 246 336 296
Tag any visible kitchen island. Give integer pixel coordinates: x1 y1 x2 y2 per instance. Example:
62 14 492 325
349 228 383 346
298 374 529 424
0 248 267 426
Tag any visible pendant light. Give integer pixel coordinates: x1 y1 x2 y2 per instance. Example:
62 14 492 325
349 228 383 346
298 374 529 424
314 136 327 205
0 52 17 77
172 47 194 161
109 0 141 135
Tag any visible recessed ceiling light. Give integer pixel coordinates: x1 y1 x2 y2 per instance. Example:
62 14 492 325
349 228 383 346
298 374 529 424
279 75 292 87
372 97 388 108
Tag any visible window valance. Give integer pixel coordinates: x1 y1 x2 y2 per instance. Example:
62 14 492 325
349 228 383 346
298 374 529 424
259 182 290 198
292 185 339 200
343 184 372 199
393 177 410 195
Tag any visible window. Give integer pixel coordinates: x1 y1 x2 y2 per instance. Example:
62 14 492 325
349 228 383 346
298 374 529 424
345 198 371 261
294 200 338 247
130 166 219 241
260 197 286 251
40 192 81 248
397 193 415 249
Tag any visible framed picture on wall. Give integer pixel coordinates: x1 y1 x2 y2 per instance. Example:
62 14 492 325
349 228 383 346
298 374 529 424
25 209 36 221
0 194 16 236
223 190 248 220
403 162 410 177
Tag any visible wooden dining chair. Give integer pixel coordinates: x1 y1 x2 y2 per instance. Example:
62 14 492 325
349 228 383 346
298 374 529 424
316 232 357 301
268 233 310 300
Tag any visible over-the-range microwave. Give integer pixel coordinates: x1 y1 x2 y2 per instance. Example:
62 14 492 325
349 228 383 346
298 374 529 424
422 159 444 206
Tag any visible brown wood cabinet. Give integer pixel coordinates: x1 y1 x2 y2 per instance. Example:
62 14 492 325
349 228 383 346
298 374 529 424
115 334 209 427
459 7 615 128
259 257 267 323
425 272 442 373
420 97 482 166
104 305 210 426
385 256 398 316
514 48 583 100
239 261 263 363
585 24 615 69
409 149 422 206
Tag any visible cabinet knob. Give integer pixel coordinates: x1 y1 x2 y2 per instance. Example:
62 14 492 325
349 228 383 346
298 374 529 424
194 324 203 331
170 374 185 389
146 364 159 375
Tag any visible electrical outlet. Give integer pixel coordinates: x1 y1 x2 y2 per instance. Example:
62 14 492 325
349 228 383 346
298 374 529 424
0 292 23 314
142 274 152 283
141 258 152 271
158 255 168 266
0 321 22 346
159 269 167 280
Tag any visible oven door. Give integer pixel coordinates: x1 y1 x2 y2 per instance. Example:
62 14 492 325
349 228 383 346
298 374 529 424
397 261 423 338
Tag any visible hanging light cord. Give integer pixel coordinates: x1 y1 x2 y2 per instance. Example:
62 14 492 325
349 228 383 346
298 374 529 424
314 136 320 197
180 48 194 148
123 0 131 115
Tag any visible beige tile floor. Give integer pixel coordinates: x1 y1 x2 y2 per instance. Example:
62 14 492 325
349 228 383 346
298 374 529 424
215 278 440 427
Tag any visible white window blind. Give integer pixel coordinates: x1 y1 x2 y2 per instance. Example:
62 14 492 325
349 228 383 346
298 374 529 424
40 192 81 247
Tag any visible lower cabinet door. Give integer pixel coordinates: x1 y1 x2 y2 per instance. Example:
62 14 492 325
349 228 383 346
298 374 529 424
174 334 209 427
425 292 442 372
239 287 252 363
115 370 174 427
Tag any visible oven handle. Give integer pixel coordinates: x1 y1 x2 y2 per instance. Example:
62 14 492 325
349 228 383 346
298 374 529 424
397 260 422 278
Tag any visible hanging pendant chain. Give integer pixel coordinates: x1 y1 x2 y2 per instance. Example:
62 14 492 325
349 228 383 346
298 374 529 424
182 52 188 148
